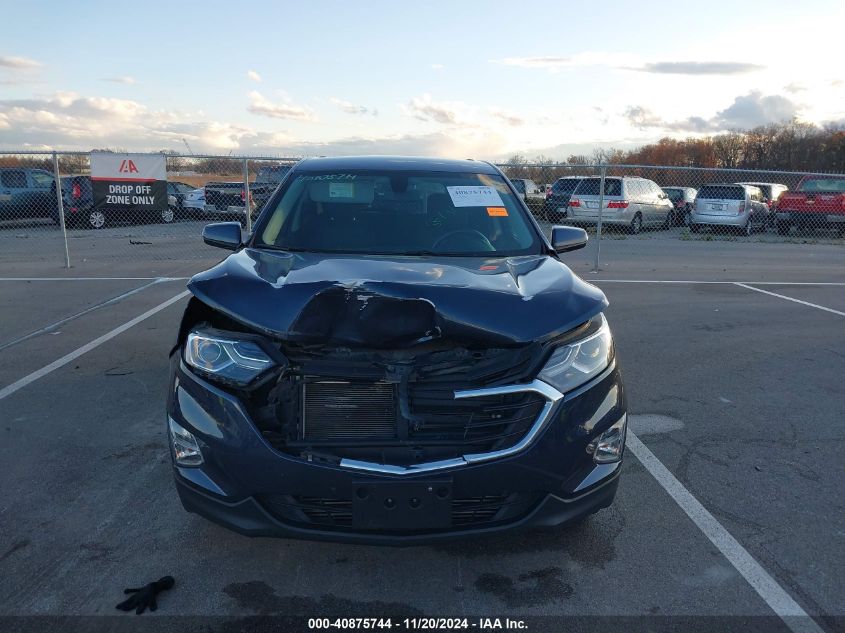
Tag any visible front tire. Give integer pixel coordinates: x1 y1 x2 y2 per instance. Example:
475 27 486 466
776 221 790 236
690 223 701 233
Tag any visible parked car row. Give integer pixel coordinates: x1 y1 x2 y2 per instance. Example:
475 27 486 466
509 178 546 208
524 174 844 236
0 164 293 229
203 164 291 221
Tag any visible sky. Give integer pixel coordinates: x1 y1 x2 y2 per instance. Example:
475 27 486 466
1 0 843 160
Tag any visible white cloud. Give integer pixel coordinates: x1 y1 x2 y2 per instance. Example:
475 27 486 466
495 56 570 69
246 90 316 122
330 97 374 116
102 76 138 85
404 94 475 125
0 55 42 70
635 61 765 75
494 54 764 76
431 64 444 70
488 108 524 127
624 91 801 132
266 130 506 159
0 91 254 151
247 70 262 83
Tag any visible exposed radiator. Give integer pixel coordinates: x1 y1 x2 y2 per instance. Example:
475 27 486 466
303 381 396 440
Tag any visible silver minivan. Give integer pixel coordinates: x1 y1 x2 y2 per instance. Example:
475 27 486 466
690 184 768 235
567 176 674 234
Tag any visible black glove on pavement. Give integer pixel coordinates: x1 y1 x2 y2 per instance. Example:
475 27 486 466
115 575 175 614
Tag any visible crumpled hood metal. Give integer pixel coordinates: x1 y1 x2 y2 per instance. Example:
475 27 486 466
188 248 608 347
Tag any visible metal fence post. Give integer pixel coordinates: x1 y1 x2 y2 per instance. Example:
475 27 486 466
242 158 251 233
593 163 606 272
52 151 71 268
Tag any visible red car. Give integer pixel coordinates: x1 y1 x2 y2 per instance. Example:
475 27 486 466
775 175 845 235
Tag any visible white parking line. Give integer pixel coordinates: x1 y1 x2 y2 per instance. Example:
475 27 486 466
0 291 190 402
0 279 167 352
627 431 822 633
734 283 845 317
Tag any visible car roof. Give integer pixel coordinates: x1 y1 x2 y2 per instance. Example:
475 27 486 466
294 155 499 174
736 181 786 187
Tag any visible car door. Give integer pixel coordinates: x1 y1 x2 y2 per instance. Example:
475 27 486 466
28 170 56 219
751 188 765 226
647 181 665 224
0 169 28 219
634 180 652 223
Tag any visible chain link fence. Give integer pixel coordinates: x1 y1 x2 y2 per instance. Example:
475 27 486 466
0 151 298 274
499 162 845 272
1 151 843 276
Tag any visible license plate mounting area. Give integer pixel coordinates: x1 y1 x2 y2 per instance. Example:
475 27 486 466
352 479 452 531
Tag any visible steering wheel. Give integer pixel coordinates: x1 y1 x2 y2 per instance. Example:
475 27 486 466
432 229 495 252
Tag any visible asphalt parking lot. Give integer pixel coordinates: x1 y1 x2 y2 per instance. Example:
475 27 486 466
0 239 843 633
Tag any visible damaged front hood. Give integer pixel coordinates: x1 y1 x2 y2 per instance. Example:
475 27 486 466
188 248 608 347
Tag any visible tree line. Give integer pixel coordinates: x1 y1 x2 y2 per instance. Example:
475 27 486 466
503 120 845 184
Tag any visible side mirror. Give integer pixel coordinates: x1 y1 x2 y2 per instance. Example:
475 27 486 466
551 225 588 253
202 222 243 250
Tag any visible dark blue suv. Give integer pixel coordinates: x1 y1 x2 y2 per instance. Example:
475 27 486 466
167 156 627 544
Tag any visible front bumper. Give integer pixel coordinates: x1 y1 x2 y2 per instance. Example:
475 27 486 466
167 357 627 544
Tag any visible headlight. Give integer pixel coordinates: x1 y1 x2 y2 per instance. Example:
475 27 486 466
538 314 613 394
184 329 274 384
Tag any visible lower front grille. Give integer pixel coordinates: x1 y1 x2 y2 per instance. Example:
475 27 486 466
451 495 507 526
258 493 536 531
293 495 353 526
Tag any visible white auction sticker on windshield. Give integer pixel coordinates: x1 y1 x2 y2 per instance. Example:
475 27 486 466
446 186 504 208
329 182 355 198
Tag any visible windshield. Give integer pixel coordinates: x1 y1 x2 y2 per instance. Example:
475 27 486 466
255 170 542 256
574 178 622 196
798 178 845 193
697 185 744 200
551 178 581 194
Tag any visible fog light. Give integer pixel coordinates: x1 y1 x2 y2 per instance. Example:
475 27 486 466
169 418 203 467
588 415 627 464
